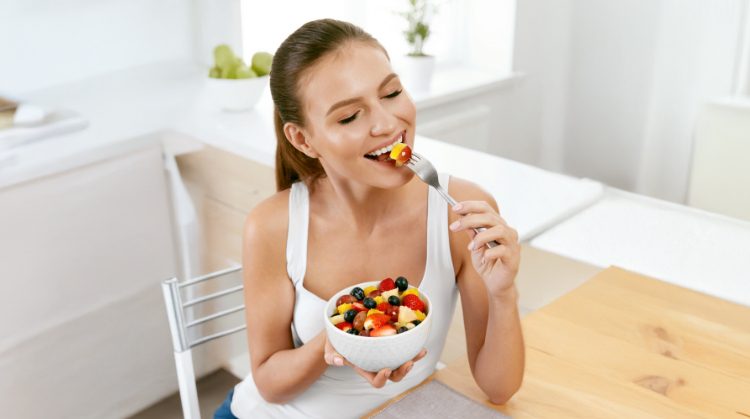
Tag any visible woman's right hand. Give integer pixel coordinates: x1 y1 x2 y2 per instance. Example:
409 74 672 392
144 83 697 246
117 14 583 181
323 335 427 388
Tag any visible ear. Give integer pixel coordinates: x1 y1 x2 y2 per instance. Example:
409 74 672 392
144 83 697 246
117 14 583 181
283 123 319 158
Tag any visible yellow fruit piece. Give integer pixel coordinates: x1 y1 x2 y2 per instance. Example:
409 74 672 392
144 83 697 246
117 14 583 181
390 143 407 160
367 309 384 316
401 288 420 298
363 286 377 296
374 296 384 305
414 310 426 321
337 303 352 315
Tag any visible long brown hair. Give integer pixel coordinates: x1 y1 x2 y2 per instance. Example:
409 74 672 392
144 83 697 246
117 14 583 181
270 19 387 191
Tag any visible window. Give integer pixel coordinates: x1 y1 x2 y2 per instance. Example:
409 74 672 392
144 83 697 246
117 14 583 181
240 0 515 74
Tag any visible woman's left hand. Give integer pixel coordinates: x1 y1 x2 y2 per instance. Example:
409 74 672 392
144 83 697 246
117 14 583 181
449 201 521 297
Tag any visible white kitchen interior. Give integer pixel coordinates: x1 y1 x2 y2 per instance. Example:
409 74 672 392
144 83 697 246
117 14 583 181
1 0 749 418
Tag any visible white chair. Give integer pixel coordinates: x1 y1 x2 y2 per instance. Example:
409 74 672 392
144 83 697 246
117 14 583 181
161 265 246 419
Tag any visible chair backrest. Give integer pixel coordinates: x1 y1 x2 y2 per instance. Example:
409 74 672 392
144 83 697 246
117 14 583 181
161 265 245 419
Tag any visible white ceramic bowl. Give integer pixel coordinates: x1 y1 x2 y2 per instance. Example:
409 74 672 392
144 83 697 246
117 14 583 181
323 281 432 372
206 76 268 111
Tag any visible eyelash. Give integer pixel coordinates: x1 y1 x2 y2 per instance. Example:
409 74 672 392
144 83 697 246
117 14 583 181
338 89 403 125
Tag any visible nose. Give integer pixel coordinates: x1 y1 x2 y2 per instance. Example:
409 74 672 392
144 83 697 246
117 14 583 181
369 102 398 137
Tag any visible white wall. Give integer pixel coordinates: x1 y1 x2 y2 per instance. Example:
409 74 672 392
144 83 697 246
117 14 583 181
514 0 743 203
0 0 194 95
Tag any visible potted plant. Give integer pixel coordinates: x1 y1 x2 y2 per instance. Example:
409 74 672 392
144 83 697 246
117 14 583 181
397 0 438 92
206 44 273 111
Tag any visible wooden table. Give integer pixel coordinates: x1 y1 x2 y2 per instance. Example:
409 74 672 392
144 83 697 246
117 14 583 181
371 267 750 418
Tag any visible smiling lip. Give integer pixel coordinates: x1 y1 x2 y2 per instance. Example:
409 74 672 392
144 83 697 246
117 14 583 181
364 131 406 156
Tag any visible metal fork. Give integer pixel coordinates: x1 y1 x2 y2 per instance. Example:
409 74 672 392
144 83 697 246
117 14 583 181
406 152 498 249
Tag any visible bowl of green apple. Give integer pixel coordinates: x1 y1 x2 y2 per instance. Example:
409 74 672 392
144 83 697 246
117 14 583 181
207 44 273 111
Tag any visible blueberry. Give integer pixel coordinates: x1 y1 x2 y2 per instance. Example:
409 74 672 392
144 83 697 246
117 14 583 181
388 295 400 306
397 326 408 334
347 328 359 335
412 320 421 326
344 309 358 323
363 297 377 309
350 287 365 300
395 277 408 292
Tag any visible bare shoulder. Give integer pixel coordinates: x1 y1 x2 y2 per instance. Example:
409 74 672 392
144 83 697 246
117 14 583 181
447 176 499 213
445 176 500 274
244 188 291 242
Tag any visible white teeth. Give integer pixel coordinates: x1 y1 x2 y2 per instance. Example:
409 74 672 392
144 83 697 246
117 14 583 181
366 134 404 157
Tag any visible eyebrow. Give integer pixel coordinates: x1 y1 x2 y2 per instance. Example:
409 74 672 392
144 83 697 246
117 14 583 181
325 73 399 116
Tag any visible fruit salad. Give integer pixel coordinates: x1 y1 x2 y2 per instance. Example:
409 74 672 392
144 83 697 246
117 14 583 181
329 276 427 337
389 143 412 167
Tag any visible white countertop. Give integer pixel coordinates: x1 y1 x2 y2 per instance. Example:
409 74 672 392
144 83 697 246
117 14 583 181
1 60 603 243
531 188 750 306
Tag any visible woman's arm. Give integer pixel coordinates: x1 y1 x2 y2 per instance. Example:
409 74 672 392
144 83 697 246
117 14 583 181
241 193 328 404
448 178 525 404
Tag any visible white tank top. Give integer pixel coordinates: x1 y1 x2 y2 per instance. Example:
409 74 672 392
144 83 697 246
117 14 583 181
232 174 458 418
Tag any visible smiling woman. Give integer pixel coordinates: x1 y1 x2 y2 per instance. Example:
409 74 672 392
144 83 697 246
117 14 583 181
219 18 525 419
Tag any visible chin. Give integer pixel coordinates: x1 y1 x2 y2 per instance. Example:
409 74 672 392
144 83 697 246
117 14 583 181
366 166 415 190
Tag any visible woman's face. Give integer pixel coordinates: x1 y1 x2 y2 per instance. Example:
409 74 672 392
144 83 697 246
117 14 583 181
294 41 417 189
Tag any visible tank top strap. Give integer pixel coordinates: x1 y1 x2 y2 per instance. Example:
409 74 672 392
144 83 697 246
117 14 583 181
425 173 455 280
287 182 309 287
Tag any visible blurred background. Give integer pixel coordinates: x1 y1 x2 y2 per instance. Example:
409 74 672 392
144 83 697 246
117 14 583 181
1 0 748 418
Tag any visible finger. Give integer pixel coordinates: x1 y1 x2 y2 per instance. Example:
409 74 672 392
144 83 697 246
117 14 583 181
369 368 392 388
412 348 428 362
469 225 518 250
389 361 413 382
452 200 497 215
449 213 501 233
323 342 345 367
348 362 380 384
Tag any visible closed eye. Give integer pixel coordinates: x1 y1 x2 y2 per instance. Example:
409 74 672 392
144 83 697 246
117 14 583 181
384 89 403 99
338 111 359 125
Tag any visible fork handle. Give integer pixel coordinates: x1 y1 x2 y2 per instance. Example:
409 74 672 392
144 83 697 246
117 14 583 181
435 186 499 249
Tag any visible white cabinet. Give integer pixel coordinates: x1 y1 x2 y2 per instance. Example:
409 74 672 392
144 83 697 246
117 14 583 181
0 141 180 418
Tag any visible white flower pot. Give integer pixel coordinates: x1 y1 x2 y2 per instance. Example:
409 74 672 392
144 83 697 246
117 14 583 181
397 55 436 94
206 76 268 111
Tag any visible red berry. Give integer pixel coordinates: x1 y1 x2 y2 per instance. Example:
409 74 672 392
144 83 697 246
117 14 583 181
370 324 397 337
379 278 396 292
367 289 381 298
401 294 426 312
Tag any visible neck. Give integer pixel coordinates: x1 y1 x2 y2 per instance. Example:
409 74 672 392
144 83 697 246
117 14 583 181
312 176 420 235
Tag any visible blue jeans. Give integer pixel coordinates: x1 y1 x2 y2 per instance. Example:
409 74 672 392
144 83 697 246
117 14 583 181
214 388 238 419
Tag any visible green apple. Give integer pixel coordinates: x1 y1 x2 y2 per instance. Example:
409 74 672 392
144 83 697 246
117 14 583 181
213 44 237 70
236 66 257 79
251 52 273 76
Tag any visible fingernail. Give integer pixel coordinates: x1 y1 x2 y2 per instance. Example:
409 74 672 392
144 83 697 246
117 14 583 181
385 369 392 378
406 365 413 373
467 240 475 250
449 221 460 231
334 357 343 366
452 203 462 211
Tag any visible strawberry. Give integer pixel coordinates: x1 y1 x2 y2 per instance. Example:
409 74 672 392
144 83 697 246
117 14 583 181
367 289 382 298
376 302 392 312
401 294 426 312
351 302 367 312
335 321 353 332
370 324 397 337
336 294 356 307
363 313 390 330
379 277 396 292
376 302 399 322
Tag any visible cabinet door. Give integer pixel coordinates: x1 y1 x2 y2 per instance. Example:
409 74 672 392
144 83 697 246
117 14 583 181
0 143 179 418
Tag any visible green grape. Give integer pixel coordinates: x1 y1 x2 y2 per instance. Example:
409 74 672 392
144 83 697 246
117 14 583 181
236 67 258 79
251 52 273 76
208 66 221 78
213 44 236 71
